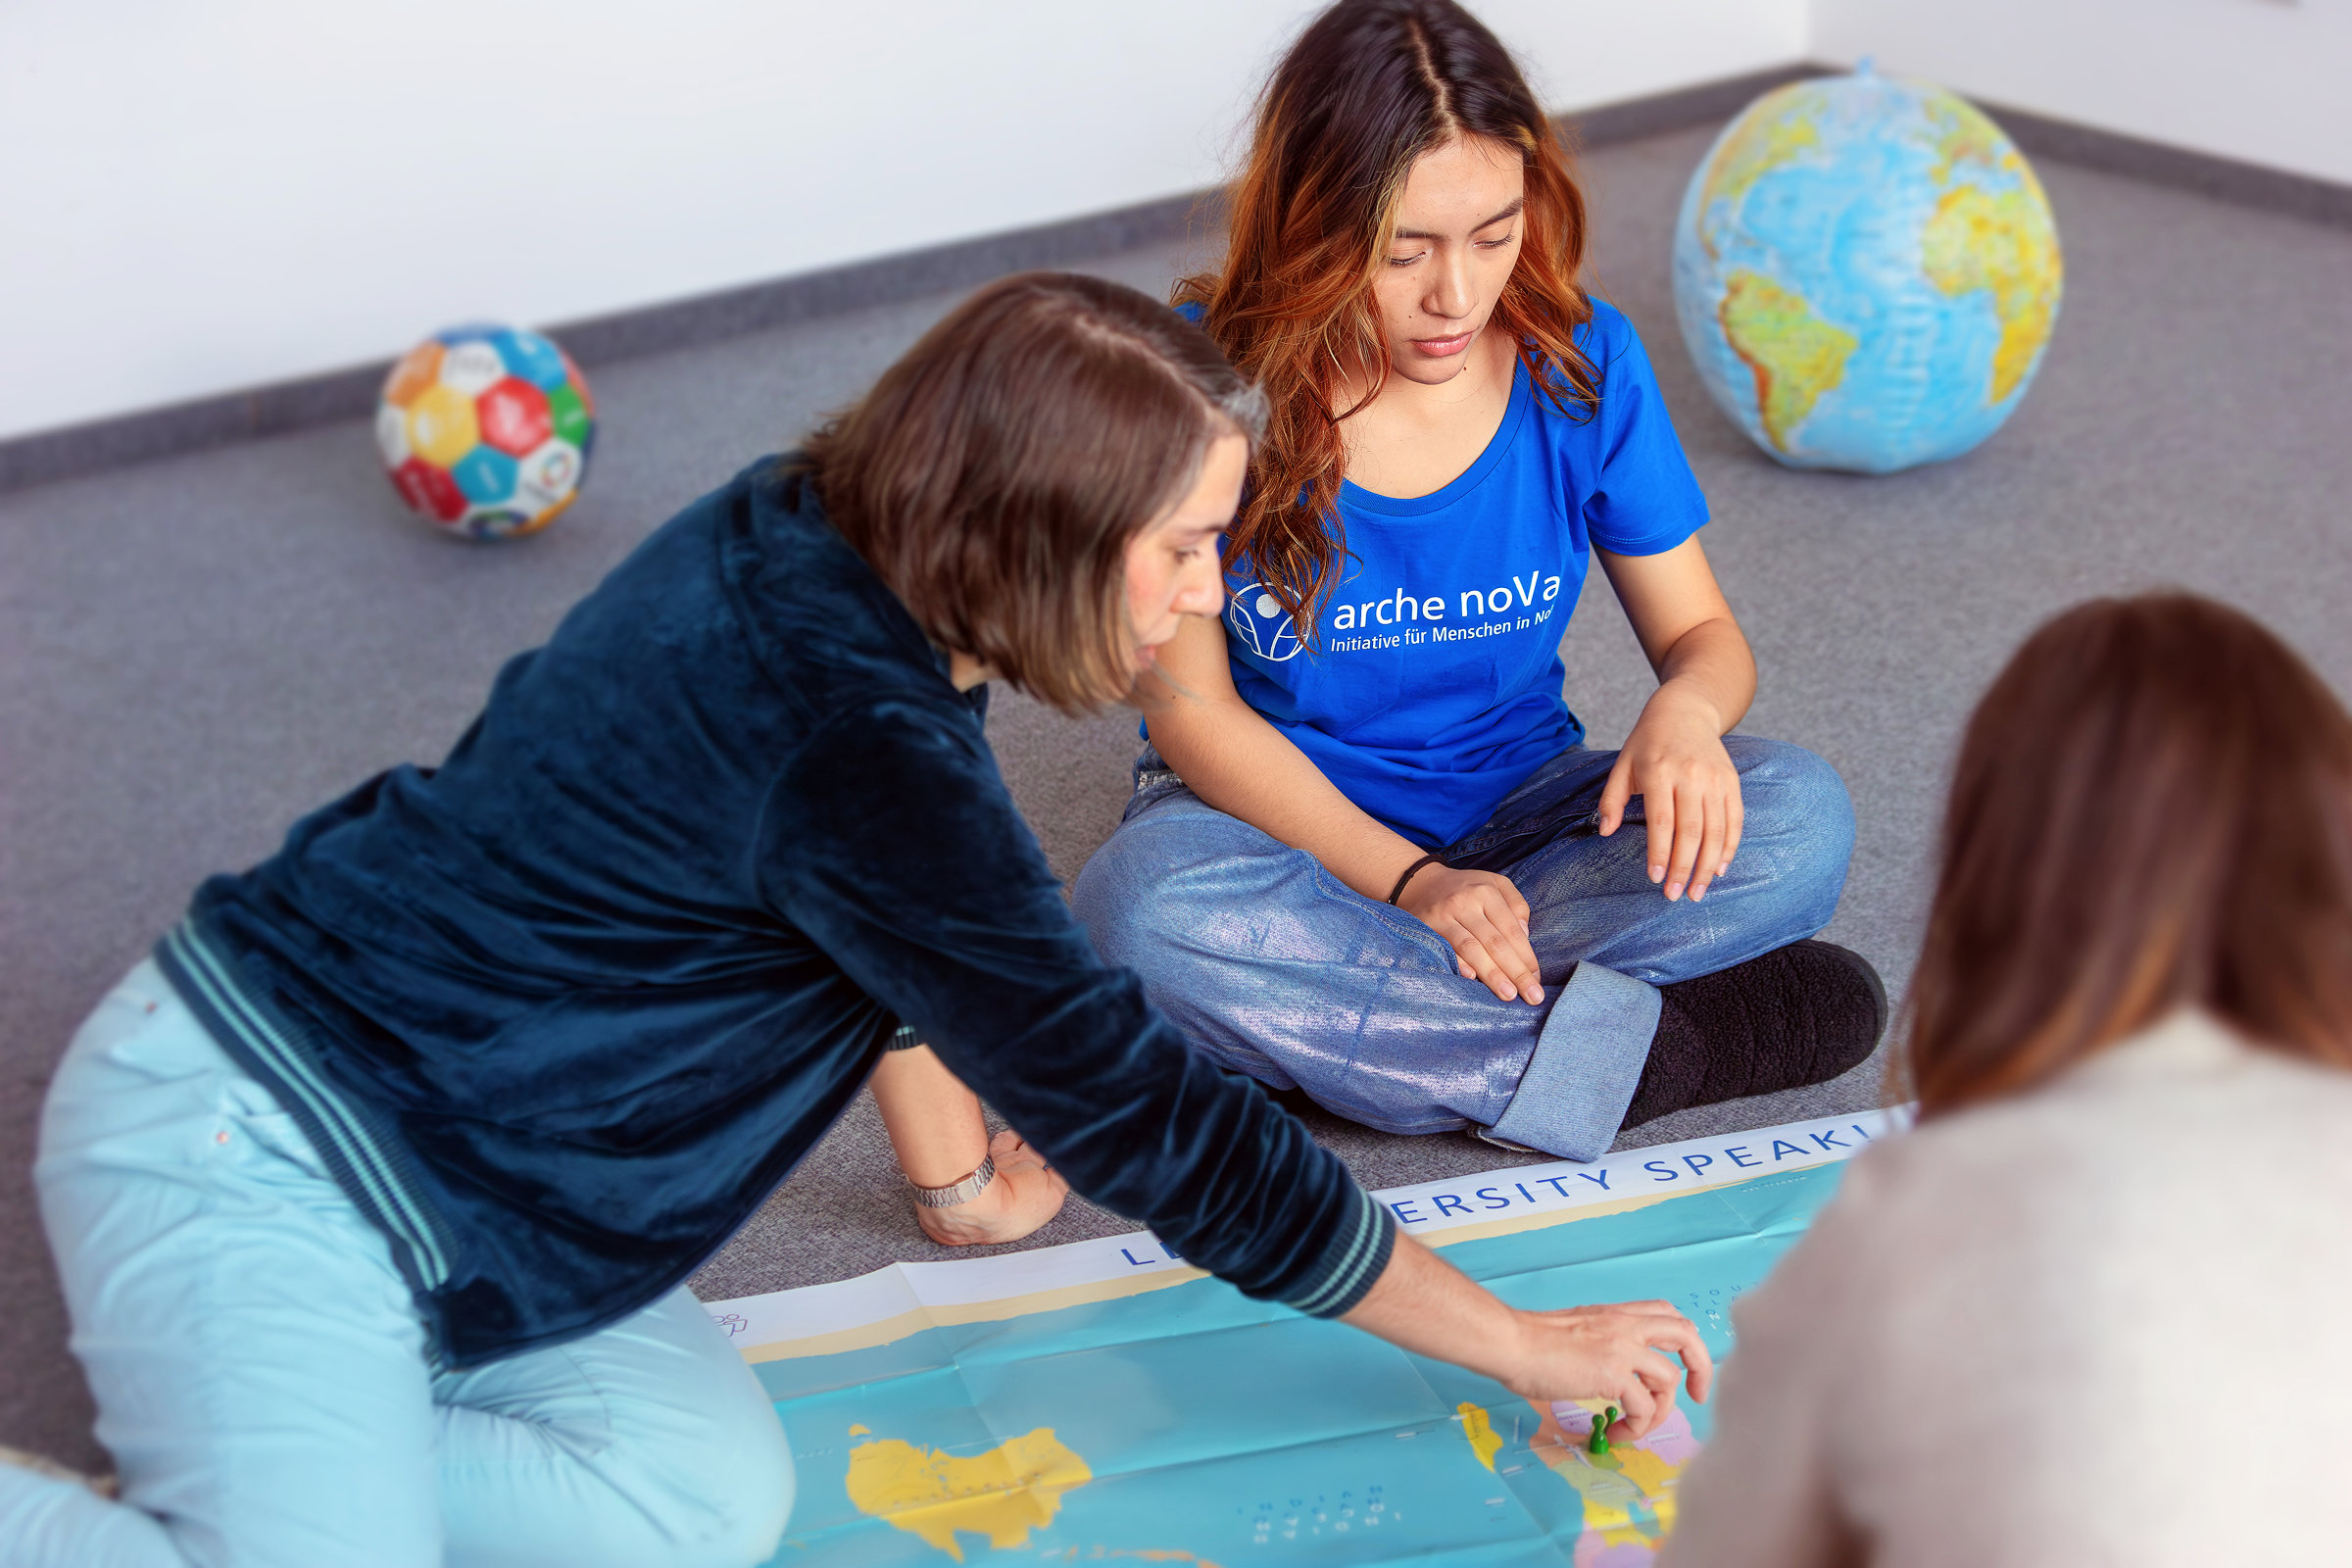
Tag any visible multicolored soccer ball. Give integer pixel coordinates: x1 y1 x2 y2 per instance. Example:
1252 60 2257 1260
376 325 595 538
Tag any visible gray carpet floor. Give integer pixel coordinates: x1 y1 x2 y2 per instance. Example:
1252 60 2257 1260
5 121 2348 1471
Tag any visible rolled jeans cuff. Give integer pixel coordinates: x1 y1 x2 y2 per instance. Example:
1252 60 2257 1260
1484 961 1660 1160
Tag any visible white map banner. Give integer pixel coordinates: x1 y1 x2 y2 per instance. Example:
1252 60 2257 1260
707 1106 1911 1362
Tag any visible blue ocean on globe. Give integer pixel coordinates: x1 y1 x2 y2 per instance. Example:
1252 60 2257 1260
1671 65 2064 473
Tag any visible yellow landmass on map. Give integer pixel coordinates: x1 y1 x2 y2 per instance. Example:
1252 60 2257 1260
1921 180 2063 404
1925 94 2015 186
1536 1400 1687 1553
1718 270 1859 449
1696 87 1823 256
844 1427 1092 1562
1457 1402 1503 1471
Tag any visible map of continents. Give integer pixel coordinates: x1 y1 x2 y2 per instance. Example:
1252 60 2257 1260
743 1121 1890 1564
840 1402 1697 1566
1675 70 2063 471
1458 1398 1698 1566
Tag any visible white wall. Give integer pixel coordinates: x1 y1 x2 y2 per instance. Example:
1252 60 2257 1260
1493 0 1810 117
0 0 1806 443
11 1 2348 444
1813 0 2352 188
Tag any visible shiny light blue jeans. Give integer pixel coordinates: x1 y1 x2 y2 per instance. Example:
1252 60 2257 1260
2 960 794 1568
1074 736 1855 1161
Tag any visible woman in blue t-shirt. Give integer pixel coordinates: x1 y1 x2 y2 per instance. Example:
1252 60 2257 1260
1071 0 1885 1160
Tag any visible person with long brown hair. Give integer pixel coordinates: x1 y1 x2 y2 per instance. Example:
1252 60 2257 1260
4 272 1716 1566
1663 592 2352 1565
1073 0 1884 1161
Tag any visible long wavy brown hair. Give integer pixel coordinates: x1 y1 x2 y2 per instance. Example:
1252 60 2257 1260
1905 593 2352 1117
1177 0 1597 639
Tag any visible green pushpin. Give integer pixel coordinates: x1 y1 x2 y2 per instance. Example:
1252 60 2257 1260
1589 1405 1619 1455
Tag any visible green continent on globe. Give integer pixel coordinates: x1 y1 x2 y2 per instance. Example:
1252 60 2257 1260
1922 179 2063 404
1717 270 1859 451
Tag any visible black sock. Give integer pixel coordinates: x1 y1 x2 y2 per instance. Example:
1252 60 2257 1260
1619 941 1887 1130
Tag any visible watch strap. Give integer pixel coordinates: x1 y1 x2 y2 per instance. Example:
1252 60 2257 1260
907 1153 997 1208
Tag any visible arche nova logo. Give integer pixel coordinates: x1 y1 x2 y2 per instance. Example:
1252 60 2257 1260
1227 583 1302 662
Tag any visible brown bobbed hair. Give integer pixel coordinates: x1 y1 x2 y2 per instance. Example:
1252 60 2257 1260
1905 593 2352 1117
1178 0 1596 639
798 271 1266 714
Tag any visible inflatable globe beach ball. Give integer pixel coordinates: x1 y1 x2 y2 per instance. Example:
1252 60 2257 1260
1671 64 2063 473
376 325 595 538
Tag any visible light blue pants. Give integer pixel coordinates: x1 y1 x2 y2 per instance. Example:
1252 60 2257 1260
3 960 794 1568
1074 736 1854 1160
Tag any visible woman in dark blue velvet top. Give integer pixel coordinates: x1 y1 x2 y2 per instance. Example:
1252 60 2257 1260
10 273 1709 1567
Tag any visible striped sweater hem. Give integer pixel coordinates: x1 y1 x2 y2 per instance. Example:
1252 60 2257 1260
154 917 460 1306
1284 1185 1396 1319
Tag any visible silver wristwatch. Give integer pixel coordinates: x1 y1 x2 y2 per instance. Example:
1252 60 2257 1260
907 1153 997 1208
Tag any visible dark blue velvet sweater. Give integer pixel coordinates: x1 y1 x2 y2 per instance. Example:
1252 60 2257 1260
160 457 1393 1367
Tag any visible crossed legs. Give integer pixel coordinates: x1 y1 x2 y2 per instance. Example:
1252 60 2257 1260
1072 737 1857 1154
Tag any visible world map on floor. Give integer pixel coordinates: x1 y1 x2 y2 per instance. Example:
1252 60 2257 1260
710 1110 1900 1565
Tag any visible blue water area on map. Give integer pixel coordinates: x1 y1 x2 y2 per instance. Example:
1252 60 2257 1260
756 1162 1846 1564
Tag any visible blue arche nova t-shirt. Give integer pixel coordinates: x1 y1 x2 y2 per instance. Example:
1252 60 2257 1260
1218 300 1707 847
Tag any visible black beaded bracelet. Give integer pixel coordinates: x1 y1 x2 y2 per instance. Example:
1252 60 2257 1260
1387 852 1446 906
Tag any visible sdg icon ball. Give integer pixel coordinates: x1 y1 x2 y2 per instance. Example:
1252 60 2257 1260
377 325 595 538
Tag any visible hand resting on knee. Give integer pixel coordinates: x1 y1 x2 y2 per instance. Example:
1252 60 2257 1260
1393 863 1544 1004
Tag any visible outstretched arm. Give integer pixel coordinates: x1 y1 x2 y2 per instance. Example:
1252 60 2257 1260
1145 613 1544 1004
769 697 1706 1408
1594 536 1757 904
765 700 1391 1315
1344 1230 1712 1443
